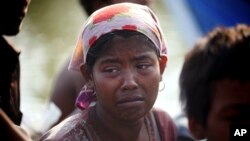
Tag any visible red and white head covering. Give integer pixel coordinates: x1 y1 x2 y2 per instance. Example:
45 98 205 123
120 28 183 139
68 2 167 71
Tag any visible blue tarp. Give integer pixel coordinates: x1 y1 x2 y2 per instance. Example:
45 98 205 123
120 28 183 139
185 0 250 34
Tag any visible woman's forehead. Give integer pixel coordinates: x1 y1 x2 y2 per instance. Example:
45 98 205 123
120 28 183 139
94 36 157 62
96 50 158 65
102 35 157 54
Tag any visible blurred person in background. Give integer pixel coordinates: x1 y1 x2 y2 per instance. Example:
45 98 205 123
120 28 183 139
0 0 32 140
179 24 250 141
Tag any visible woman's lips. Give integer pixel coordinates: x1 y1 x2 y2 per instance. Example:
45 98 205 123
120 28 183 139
117 95 144 105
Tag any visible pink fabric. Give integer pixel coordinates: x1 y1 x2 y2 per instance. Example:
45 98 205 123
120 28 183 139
68 2 167 71
75 89 96 110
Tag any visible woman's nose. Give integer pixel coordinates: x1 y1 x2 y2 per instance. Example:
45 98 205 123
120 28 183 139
121 70 138 91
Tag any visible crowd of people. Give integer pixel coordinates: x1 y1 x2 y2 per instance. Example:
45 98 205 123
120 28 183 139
1 0 249 141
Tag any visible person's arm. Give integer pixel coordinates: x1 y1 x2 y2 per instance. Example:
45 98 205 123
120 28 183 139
0 108 31 141
49 59 86 126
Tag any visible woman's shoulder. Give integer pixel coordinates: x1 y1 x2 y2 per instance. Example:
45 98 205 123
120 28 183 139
151 107 178 141
151 107 174 122
39 109 92 141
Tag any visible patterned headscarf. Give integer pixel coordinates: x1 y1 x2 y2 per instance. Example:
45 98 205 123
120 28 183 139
68 2 167 71
69 2 167 110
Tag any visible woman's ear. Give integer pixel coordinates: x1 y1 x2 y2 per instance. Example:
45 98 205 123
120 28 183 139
80 65 92 81
159 55 168 75
188 117 206 140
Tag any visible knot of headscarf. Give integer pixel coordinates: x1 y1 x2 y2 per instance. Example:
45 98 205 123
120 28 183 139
69 2 167 110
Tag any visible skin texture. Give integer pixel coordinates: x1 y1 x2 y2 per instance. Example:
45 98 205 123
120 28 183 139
0 109 28 141
0 0 30 35
81 35 167 141
205 79 250 141
189 79 250 141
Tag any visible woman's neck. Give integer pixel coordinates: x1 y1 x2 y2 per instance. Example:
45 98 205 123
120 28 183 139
90 105 150 141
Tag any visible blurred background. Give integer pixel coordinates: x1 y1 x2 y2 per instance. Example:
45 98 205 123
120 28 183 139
9 0 249 139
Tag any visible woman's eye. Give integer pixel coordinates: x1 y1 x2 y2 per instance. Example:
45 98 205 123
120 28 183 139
137 64 151 69
104 67 119 73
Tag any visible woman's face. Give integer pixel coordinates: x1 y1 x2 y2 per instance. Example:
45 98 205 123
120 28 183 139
91 35 165 121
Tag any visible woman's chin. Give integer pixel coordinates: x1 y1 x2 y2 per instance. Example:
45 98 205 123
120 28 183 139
117 107 147 121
